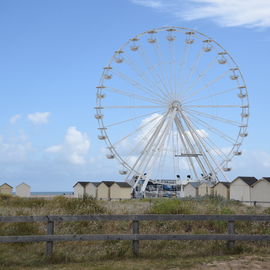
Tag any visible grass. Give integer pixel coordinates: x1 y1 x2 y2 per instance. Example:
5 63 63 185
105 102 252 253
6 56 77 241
0 194 270 269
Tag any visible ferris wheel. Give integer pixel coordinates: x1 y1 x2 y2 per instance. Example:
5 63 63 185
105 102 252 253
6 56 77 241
95 26 249 192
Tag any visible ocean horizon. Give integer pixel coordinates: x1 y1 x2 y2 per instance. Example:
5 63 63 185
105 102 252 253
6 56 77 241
12 191 73 195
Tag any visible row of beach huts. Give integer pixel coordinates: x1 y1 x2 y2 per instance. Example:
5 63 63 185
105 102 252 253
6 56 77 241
73 177 270 206
0 182 31 197
1 177 270 206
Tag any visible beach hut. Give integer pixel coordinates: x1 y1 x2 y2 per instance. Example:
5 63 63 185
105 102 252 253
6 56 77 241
16 183 31 197
85 182 99 198
110 182 132 200
73 181 90 198
251 177 270 207
0 183 13 195
213 182 230 199
183 182 200 197
230 176 257 205
97 181 115 200
198 182 213 196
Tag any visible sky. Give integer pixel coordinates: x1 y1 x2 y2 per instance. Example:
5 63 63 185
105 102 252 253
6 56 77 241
0 0 270 191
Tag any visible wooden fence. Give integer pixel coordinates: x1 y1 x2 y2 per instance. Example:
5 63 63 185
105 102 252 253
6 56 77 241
0 214 270 256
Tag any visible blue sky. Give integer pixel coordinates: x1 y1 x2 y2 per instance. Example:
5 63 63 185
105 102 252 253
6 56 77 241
0 0 269 191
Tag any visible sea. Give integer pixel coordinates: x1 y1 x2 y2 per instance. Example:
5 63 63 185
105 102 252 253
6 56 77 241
31 192 73 195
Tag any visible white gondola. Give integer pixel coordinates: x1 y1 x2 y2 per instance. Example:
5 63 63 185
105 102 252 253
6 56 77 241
130 45 139 51
203 46 211 52
241 113 249 118
185 31 194 44
147 38 156 43
104 74 112 80
115 57 124 63
223 167 231 172
238 93 247 99
234 151 242 156
240 132 248 137
185 39 194 44
95 114 103 119
230 75 239 80
98 135 106 140
119 170 128 175
106 154 115 159
218 59 227 64
167 35 175 41
203 40 212 52
97 93 105 99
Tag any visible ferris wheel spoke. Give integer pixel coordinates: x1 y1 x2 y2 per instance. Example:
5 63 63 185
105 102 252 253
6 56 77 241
104 86 164 105
111 69 165 101
183 70 230 101
186 114 232 160
184 104 241 108
184 108 241 126
180 48 204 97
104 110 163 128
138 46 172 101
112 112 164 147
168 40 176 100
153 42 174 99
182 56 218 97
124 55 171 102
177 42 190 97
185 113 236 144
183 87 238 104
101 105 165 109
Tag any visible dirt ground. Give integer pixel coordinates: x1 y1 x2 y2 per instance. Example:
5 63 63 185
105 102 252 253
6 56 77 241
196 256 270 270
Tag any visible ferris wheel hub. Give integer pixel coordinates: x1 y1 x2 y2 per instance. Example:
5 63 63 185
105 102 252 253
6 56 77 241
169 100 182 111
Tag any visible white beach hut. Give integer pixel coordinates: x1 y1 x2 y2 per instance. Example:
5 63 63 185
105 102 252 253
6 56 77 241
251 177 270 207
16 183 31 197
230 176 257 205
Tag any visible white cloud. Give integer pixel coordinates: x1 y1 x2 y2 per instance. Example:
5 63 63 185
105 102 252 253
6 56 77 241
45 126 90 165
131 0 164 8
0 135 34 163
28 112 51 125
131 0 270 28
10 114 21 124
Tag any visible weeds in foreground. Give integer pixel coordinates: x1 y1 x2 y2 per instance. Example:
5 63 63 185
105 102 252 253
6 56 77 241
0 195 270 268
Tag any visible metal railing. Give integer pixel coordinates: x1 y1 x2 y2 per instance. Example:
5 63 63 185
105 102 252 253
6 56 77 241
0 214 270 256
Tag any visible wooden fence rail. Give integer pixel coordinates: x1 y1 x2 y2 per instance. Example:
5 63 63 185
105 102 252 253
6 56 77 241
0 214 270 257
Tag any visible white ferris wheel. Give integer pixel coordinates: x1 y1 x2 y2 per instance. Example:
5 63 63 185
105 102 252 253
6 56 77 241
95 26 249 192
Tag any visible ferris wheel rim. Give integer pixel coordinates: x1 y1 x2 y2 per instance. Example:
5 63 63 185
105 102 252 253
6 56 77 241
95 26 249 184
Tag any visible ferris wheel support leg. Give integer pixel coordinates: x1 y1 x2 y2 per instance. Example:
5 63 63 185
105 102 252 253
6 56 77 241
180 112 218 182
140 109 177 193
128 112 170 189
174 116 203 179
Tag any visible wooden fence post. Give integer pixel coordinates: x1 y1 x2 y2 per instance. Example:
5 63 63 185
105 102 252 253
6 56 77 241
132 220 140 256
46 218 54 257
227 220 235 249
